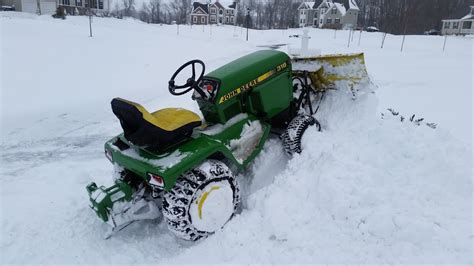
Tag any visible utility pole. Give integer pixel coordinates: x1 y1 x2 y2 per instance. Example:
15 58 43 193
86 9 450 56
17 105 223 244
246 7 250 41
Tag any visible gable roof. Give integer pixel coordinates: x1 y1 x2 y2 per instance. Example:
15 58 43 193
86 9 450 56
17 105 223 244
333 0 359 11
316 0 332 10
218 0 236 9
214 1 225 10
328 2 346 16
298 2 316 10
192 2 209 14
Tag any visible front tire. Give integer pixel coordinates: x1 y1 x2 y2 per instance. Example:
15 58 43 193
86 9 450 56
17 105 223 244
162 160 240 241
281 115 321 155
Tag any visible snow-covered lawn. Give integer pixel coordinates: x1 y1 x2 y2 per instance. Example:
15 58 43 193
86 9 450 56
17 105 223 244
1 13 472 264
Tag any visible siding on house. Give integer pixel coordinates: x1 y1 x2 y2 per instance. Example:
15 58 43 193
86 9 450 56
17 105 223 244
191 1 237 25
0 0 57 14
441 6 474 35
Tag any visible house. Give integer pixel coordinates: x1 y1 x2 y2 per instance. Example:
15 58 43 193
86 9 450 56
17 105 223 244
298 0 359 30
298 2 315 27
57 0 110 15
0 0 56 14
191 0 237 25
0 0 109 15
441 6 474 36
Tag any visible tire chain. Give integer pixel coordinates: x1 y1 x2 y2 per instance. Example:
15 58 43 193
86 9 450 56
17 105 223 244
280 115 319 155
162 160 241 241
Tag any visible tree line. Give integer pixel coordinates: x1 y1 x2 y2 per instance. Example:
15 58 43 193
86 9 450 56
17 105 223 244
108 0 474 34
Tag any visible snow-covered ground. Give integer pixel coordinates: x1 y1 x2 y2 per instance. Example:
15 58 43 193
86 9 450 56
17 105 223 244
1 13 472 264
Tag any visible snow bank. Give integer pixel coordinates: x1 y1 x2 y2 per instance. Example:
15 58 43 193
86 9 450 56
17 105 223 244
164 83 471 264
1 13 472 264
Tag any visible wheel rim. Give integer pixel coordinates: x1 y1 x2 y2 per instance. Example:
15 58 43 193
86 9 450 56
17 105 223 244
189 179 235 233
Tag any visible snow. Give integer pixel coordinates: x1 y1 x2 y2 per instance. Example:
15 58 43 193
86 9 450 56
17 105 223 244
228 120 264 163
200 113 248 135
1 13 472 264
348 0 359 10
332 2 346 16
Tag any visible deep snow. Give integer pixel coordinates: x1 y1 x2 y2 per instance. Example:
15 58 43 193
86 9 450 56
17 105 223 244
1 13 472 264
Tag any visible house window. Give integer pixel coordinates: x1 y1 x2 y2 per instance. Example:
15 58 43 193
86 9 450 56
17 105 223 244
201 16 205 23
331 7 337 14
63 0 70 5
463 21 472 29
193 16 197 23
210 8 216 14
326 18 332 24
335 18 340 24
230 17 234 23
219 9 223 15
210 16 216 22
226 16 229 23
75 0 81 6
320 19 323 24
98 0 103 9
445 22 451 29
301 19 303 24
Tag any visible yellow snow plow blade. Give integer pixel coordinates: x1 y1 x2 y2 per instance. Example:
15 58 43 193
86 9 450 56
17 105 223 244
292 53 370 92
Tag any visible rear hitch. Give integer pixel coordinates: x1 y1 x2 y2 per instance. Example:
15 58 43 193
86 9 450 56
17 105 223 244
86 181 161 239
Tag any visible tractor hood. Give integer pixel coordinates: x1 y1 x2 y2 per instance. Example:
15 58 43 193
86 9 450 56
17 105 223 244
205 50 290 97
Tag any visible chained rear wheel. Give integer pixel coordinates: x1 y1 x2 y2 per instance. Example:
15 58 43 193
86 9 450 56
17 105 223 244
162 160 240 241
281 115 321 155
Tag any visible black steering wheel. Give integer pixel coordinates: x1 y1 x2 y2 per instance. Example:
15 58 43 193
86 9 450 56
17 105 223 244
168 60 206 98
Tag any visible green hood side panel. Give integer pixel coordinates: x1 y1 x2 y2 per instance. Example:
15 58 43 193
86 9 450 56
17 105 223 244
206 50 290 93
106 115 270 191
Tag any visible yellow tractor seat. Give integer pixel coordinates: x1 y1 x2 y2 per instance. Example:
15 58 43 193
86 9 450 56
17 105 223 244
111 98 202 150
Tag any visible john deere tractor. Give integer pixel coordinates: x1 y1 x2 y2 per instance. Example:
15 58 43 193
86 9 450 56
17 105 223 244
86 50 368 240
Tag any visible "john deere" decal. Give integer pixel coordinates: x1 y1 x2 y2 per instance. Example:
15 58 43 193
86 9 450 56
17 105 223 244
218 62 288 104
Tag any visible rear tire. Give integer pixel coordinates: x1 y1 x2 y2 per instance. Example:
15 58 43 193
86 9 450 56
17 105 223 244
162 160 240 241
281 115 321 155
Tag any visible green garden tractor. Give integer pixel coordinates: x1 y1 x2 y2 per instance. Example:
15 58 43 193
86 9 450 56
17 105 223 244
86 50 369 240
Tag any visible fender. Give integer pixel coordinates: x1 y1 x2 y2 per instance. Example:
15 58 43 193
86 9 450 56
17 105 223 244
105 114 270 191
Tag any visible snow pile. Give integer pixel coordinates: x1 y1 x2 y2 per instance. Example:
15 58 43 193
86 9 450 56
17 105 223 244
164 84 471 264
1 13 472 264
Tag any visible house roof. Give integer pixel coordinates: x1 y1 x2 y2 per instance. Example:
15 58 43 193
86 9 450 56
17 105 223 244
298 2 316 10
312 0 323 9
218 0 236 9
331 2 346 16
316 0 332 9
192 2 209 14
348 0 359 10
333 0 359 11
442 6 474 20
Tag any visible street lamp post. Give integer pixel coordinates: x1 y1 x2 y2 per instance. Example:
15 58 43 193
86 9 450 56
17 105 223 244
246 8 250 41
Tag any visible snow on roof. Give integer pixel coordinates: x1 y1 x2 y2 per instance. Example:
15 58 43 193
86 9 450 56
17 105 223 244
217 0 236 9
348 0 359 10
299 2 316 9
319 1 331 9
332 2 346 16
460 14 474 20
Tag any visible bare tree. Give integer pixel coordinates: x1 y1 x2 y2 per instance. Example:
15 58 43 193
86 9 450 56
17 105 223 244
149 0 162 24
122 0 135 17
168 0 191 24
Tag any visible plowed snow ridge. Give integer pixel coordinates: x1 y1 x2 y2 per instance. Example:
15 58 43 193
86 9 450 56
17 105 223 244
1 13 472 264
